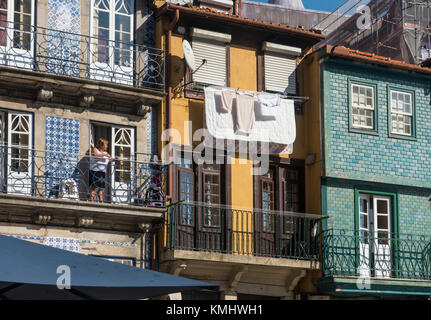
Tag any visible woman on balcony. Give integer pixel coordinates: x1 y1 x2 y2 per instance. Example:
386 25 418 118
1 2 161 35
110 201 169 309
89 138 115 202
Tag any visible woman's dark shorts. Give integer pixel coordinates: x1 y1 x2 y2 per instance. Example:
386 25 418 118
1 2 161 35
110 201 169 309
89 170 106 189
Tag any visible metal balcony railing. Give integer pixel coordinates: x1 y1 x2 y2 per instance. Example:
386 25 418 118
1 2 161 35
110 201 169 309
322 229 431 281
0 145 168 207
0 21 165 90
165 202 322 261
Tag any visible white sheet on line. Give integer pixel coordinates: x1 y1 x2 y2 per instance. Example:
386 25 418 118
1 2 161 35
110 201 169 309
204 86 296 145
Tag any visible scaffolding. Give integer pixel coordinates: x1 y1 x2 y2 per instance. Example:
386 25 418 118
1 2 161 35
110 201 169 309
313 0 431 64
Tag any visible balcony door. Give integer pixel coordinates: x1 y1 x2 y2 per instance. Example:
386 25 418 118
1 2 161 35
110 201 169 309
111 126 135 204
0 0 34 69
90 0 134 85
254 166 303 258
174 155 228 252
0 112 33 196
90 123 135 204
358 194 392 278
197 164 223 251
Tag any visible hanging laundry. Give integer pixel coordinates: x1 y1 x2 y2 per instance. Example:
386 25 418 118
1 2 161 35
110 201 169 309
204 87 296 154
256 93 281 120
220 89 235 113
233 93 255 135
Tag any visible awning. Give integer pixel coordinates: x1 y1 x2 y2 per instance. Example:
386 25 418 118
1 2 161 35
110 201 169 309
0 234 218 300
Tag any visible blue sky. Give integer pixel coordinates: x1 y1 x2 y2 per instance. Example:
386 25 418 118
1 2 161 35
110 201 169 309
302 0 345 11
249 0 346 12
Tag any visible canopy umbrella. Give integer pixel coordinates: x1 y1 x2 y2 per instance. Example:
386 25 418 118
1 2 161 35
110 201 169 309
0 234 218 300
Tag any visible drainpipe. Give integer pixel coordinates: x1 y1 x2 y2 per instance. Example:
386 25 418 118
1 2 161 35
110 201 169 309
166 9 179 200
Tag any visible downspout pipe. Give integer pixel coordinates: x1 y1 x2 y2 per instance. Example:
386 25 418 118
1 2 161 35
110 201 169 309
166 9 179 200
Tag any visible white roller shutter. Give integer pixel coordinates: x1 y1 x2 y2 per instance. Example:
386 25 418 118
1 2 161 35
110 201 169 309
192 39 226 87
264 52 297 94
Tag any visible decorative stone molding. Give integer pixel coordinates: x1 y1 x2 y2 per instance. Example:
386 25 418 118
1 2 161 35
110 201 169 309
34 213 52 225
137 104 152 119
80 95 95 108
77 216 94 227
37 87 53 101
138 223 151 232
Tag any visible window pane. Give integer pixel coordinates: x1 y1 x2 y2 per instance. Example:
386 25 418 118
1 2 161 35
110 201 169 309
15 0 31 14
376 200 388 214
115 14 131 34
360 198 368 213
377 215 388 230
360 214 368 229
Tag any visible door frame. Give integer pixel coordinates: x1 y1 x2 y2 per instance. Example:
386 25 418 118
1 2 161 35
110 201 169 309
354 188 399 278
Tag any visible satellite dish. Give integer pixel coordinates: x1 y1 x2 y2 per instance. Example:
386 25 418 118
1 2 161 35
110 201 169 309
182 40 196 72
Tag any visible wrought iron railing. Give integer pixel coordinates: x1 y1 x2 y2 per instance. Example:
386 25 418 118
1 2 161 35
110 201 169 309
0 145 168 207
0 21 165 90
165 202 322 261
322 229 431 280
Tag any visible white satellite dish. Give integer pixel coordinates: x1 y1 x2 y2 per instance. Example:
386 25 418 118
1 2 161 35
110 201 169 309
182 39 196 72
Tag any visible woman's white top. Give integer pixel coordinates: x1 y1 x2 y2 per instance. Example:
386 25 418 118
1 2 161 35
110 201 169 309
90 148 109 172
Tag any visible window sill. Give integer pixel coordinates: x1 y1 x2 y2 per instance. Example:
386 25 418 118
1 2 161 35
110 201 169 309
388 133 417 141
349 127 379 136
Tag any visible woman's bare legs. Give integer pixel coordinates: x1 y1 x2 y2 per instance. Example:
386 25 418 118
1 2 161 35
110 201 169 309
90 186 104 202
97 189 104 202
90 185 96 201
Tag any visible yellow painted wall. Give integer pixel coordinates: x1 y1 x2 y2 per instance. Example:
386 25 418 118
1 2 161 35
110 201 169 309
229 45 257 254
298 51 322 216
229 45 256 210
298 51 323 294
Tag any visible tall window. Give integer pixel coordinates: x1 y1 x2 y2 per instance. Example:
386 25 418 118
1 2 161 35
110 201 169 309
351 83 375 130
390 90 413 136
92 0 134 68
202 163 220 227
261 169 275 232
178 157 194 225
175 152 228 227
0 0 33 51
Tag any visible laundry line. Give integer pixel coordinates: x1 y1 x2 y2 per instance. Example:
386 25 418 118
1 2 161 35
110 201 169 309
205 85 310 104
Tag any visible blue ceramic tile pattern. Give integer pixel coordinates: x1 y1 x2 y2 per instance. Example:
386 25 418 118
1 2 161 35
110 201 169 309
45 116 80 196
46 0 81 76
44 237 80 252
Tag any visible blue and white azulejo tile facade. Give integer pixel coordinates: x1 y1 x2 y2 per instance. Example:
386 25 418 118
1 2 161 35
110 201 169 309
46 0 81 77
45 116 80 197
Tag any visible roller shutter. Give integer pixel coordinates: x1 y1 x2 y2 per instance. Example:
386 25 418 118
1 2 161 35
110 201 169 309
264 52 297 94
192 39 226 87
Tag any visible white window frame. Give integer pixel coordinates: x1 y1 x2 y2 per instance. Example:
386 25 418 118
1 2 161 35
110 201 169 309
389 89 413 137
0 0 35 68
89 0 134 84
351 83 375 130
358 193 392 278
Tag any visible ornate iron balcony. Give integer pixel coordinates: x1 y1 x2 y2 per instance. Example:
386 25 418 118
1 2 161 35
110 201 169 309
165 202 322 261
0 21 165 90
0 145 168 207
322 229 431 281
